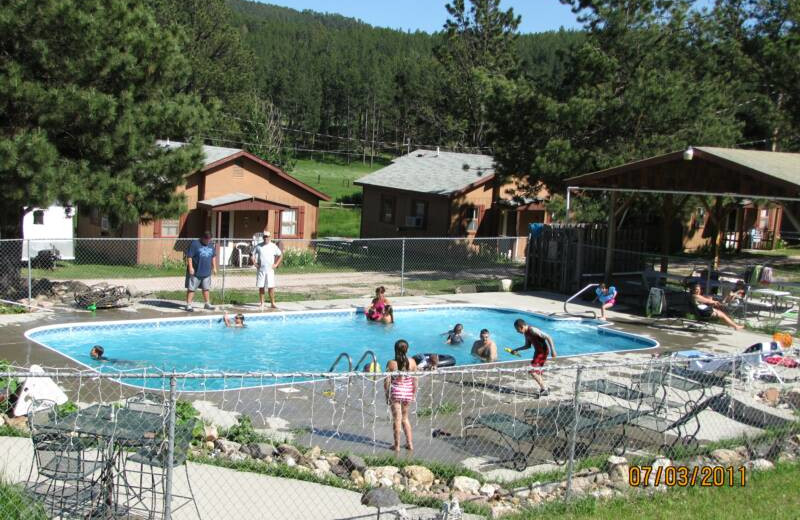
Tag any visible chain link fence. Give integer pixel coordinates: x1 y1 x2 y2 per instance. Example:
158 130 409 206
1 354 798 519
0 237 526 311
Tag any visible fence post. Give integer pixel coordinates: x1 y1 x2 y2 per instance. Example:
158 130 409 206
564 365 584 502
26 239 32 302
164 374 177 519
221 239 227 305
400 238 405 296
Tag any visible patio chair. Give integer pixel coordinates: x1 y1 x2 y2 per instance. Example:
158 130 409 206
627 392 731 456
125 418 201 519
25 400 103 517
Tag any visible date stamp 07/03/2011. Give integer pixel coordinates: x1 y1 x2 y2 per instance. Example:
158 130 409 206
628 466 747 488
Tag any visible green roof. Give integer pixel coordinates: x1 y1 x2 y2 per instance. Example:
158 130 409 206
696 147 800 186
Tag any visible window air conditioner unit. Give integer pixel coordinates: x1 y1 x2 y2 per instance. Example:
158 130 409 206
405 216 423 227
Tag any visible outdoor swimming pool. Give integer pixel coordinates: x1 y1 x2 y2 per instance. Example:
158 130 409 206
26 306 657 390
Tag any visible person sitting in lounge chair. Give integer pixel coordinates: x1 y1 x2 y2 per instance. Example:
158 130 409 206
691 284 744 330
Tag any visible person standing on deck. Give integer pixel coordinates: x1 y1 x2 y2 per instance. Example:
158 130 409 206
254 231 283 310
510 319 557 397
185 231 217 312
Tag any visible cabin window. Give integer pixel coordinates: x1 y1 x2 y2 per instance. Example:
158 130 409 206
33 210 45 225
465 207 479 232
161 219 179 237
281 209 297 236
380 196 395 224
405 200 427 228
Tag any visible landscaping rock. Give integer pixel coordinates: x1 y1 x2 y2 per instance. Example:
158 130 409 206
378 477 394 488
314 459 331 473
284 456 297 467
331 464 350 478
761 387 780 406
277 444 302 461
325 455 341 467
711 449 744 466
607 455 629 483
307 445 321 460
214 438 241 454
373 466 399 479
649 458 672 490
569 476 594 495
342 454 367 473
363 469 378 487
490 503 516 518
204 441 214 450
591 488 615 500
224 451 248 462
361 487 400 509
249 443 278 460
203 425 218 442
4 416 28 433
748 459 775 471
479 483 498 497
451 476 481 494
402 465 434 487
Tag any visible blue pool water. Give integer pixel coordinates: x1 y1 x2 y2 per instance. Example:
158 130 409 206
26 306 657 391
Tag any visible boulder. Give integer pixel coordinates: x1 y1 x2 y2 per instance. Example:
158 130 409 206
569 476 594 494
378 477 394 488
451 476 481 494
761 387 780 406
402 465 435 487
364 469 378 487
361 487 400 509
214 438 241 454
330 464 350 478
307 445 321 460
277 444 303 461
203 425 218 442
607 455 629 483
342 454 367 473
479 483 498 497
314 459 331 473
748 459 775 471
249 443 278 460
284 456 297 467
223 451 248 462
711 449 744 466
325 455 341 467
372 466 399 480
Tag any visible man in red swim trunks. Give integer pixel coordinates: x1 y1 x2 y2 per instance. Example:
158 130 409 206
510 318 557 397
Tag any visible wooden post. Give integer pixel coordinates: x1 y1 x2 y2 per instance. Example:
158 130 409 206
771 207 783 249
604 192 617 282
660 194 673 273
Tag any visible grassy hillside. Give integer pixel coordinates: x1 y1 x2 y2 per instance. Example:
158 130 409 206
290 157 386 238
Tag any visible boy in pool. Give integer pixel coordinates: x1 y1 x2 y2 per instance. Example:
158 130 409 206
223 311 246 328
510 319 557 397
445 324 464 344
88 345 141 367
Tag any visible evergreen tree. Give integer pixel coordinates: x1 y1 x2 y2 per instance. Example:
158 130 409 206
436 0 522 148
0 0 209 237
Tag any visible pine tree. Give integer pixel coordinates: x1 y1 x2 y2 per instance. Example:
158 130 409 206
0 0 210 238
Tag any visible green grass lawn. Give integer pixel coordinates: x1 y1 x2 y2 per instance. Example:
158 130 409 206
29 262 185 279
316 207 361 237
511 462 800 520
290 157 387 202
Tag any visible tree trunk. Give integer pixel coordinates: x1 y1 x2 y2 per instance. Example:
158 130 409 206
659 195 674 273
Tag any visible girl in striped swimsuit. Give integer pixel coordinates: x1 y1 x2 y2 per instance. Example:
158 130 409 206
384 339 418 452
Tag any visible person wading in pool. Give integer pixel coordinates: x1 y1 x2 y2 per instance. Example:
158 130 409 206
472 329 497 362
384 339 417 452
254 231 282 310
510 319 557 397
185 231 217 312
223 311 246 328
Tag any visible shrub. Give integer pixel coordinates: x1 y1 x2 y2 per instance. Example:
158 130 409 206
0 361 19 416
280 248 317 268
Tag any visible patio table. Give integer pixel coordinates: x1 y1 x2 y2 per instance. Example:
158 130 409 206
39 404 166 517
750 288 793 318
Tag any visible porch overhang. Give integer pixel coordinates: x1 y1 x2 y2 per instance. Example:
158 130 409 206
198 193 292 212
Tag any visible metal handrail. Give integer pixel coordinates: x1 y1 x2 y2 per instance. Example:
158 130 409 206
328 352 353 373
353 350 377 372
562 283 598 319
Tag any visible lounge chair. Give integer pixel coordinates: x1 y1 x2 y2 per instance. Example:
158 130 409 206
464 401 651 470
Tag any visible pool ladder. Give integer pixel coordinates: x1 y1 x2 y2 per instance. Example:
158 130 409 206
558 283 598 319
326 350 378 397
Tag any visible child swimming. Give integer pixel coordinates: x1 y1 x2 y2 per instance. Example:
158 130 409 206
223 311 246 328
444 324 464 345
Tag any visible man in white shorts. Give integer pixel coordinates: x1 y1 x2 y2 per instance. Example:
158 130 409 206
254 231 282 310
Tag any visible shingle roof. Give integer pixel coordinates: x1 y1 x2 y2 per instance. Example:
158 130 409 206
156 140 241 167
197 193 255 207
696 147 800 185
354 149 496 196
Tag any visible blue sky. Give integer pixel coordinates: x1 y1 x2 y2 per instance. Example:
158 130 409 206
258 1 583 34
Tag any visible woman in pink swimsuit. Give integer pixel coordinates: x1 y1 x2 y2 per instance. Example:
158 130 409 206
384 339 417 452
365 286 390 321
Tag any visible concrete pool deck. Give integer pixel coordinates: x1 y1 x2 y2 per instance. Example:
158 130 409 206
2 291 797 518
